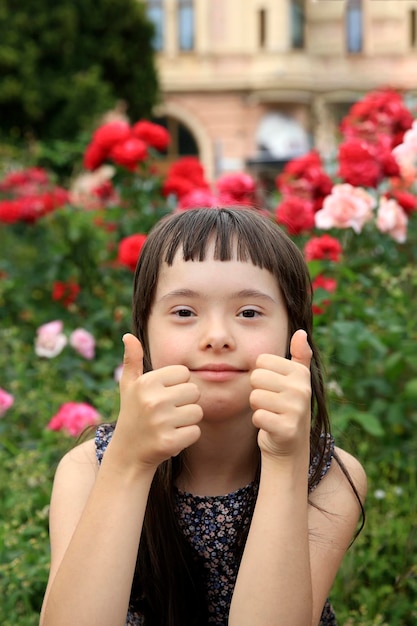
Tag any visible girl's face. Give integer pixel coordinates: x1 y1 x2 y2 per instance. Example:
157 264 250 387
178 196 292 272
147 241 289 423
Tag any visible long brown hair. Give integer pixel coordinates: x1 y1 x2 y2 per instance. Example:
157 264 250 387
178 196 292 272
130 207 331 624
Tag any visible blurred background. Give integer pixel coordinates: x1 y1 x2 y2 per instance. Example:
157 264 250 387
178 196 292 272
0 1 416 625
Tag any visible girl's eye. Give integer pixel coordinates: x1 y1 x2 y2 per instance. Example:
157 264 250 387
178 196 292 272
239 309 260 318
174 309 194 317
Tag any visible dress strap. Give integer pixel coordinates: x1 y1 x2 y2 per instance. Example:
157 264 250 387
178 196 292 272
95 423 115 465
308 433 335 492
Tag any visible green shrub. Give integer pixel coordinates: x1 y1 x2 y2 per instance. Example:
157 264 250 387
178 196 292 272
1 91 417 624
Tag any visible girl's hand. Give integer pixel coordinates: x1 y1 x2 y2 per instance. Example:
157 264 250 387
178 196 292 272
114 333 203 471
250 329 312 462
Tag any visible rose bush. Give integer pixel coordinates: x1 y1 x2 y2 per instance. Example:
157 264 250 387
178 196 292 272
0 388 14 417
47 401 101 437
1 89 417 625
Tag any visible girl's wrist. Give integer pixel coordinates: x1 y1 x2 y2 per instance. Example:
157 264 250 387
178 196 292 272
103 437 158 485
259 449 310 489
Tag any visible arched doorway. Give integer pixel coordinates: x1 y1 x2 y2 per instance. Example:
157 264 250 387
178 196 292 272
151 115 199 176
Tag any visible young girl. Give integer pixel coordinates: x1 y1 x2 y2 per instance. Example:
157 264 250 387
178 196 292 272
40 207 367 626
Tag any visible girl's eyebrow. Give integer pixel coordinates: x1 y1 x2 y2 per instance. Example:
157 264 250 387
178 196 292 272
159 288 277 303
234 289 278 303
160 289 199 301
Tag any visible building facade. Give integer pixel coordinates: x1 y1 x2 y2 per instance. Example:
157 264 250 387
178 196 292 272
145 0 417 181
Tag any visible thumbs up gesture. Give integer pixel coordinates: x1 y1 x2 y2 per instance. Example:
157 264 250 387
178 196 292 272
114 333 203 471
250 329 312 462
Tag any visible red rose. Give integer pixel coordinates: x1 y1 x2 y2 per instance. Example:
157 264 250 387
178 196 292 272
276 151 333 211
306 167 333 191
109 138 148 170
167 157 207 188
117 234 147 271
93 180 116 201
83 142 107 171
337 139 382 188
379 148 400 178
0 167 49 192
52 280 81 307
92 121 131 152
386 190 417 215
340 89 413 148
0 200 21 223
312 274 337 315
312 274 337 292
278 176 313 199
275 196 315 235
163 158 209 200
132 120 170 152
216 173 256 204
279 151 323 180
162 175 199 199
304 235 342 262
15 196 45 222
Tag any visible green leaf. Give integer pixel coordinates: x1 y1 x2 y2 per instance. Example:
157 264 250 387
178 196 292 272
351 411 385 437
404 379 417 399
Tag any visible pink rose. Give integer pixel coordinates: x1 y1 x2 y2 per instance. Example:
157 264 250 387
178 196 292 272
315 184 376 234
0 388 14 417
376 197 408 243
392 122 417 181
402 120 417 151
35 320 67 358
70 328 96 360
47 402 101 437
177 188 220 211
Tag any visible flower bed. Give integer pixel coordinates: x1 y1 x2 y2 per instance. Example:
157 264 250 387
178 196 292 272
1 89 416 625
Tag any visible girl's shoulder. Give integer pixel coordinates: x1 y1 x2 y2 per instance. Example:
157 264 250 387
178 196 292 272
333 446 367 501
311 444 367 508
55 422 115 474
53 436 99 486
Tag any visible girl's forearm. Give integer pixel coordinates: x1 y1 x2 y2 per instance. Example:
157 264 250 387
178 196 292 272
40 448 155 626
229 458 312 626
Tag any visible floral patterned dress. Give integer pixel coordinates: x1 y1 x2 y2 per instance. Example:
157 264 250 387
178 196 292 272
95 424 337 626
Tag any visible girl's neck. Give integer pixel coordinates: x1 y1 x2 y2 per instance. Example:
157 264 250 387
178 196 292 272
176 420 259 497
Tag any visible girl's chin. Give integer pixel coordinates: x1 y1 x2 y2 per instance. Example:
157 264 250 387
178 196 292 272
198 400 252 425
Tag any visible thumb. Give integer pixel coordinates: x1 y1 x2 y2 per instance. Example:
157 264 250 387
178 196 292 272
290 329 312 370
120 333 144 384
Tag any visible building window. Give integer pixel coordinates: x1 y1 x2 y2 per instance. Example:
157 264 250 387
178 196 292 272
411 9 417 48
152 115 198 161
346 0 363 54
178 0 194 51
290 0 305 49
259 8 267 49
146 0 164 51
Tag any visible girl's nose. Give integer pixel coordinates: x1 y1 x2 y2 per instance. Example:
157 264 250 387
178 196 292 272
199 318 235 351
